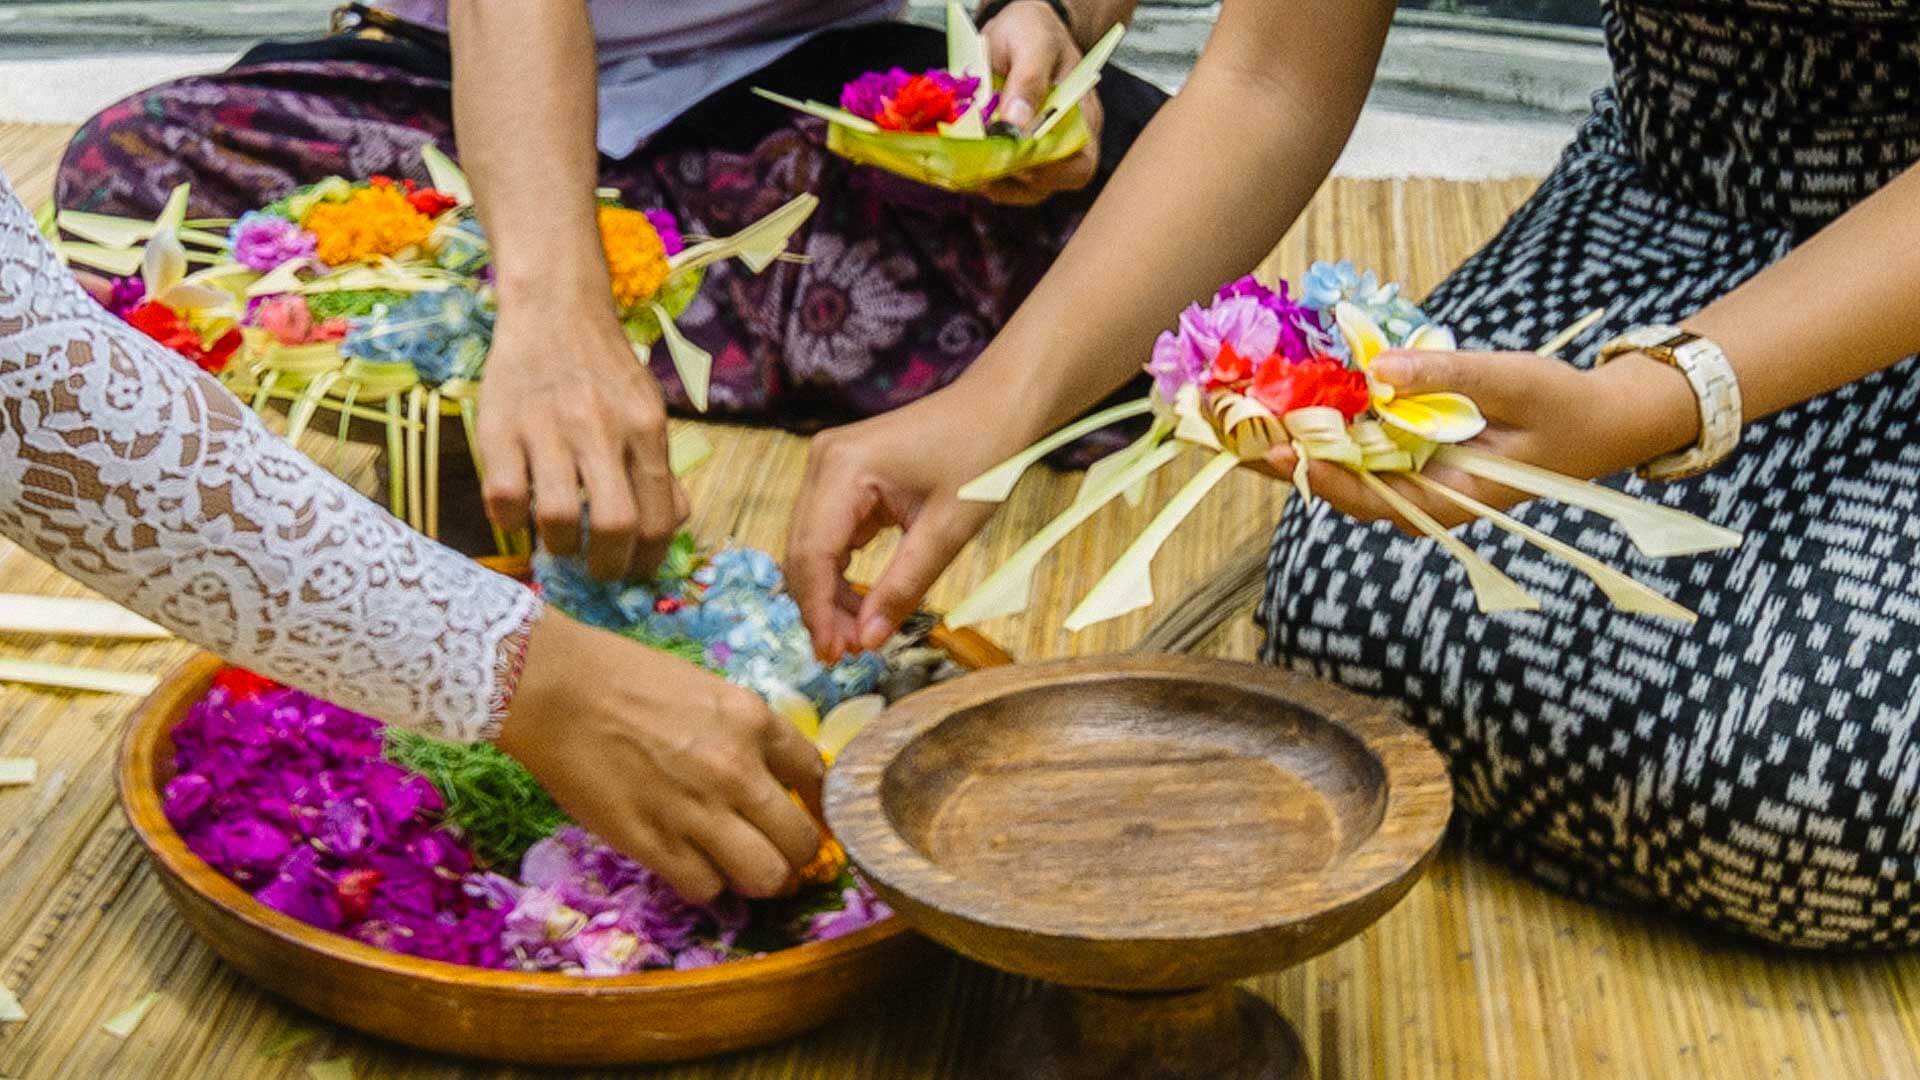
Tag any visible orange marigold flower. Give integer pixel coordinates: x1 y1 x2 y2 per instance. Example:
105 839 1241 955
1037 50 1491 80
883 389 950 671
598 204 671 311
302 184 434 265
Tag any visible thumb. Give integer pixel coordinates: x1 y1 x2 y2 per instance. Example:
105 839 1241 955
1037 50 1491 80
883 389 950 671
856 501 978 652
1372 350 1534 416
993 31 1054 132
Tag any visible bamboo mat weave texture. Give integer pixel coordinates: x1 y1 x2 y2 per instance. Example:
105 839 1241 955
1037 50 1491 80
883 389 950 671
4 120 1917 1079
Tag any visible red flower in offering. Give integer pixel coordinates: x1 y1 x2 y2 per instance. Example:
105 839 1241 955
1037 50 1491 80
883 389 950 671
211 666 279 702
875 74 962 133
1248 354 1372 420
1208 342 1256 389
654 596 685 615
406 188 459 217
124 301 242 374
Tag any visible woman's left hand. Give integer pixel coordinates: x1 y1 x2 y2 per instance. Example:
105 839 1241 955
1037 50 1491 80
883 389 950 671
1262 348 1699 531
977 0 1101 205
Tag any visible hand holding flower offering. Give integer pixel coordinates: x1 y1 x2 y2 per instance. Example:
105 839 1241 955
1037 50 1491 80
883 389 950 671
44 146 814 562
944 263 1744 632
754 3 1124 193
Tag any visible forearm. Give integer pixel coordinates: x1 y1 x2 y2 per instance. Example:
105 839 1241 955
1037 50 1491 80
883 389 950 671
1684 163 1920 423
953 0 1393 438
448 0 607 310
0 179 539 743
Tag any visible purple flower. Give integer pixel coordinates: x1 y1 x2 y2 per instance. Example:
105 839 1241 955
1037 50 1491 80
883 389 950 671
672 944 730 971
840 68 912 119
1146 295 1281 399
257 846 342 929
105 276 146 318
163 773 213 824
643 209 684 256
229 212 318 273
1215 276 1328 360
805 884 893 942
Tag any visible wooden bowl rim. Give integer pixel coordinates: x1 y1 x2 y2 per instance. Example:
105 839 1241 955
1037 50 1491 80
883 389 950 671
118 604 1010 997
824 654 1452 945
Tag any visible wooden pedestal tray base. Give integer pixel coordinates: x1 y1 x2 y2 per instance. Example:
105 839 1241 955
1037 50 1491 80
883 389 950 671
825 655 1452 1079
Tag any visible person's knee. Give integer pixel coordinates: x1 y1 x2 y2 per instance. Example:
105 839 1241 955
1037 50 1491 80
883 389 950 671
56 87 204 215
1662 740 1918 950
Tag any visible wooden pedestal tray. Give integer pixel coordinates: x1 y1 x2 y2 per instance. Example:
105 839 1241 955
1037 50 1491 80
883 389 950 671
825 655 1453 1079
116 570 1011 1066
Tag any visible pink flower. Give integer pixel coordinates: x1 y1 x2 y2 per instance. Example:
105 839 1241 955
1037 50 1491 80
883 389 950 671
1147 296 1281 399
255 294 316 344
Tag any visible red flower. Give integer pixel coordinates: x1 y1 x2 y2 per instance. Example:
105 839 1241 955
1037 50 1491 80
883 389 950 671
654 596 685 615
212 667 279 701
123 302 240 374
407 188 459 217
875 75 961 133
125 301 200 353
1248 354 1371 420
1208 342 1255 389
335 868 384 922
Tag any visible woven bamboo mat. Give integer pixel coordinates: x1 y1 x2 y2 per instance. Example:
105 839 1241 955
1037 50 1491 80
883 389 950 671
4 121 1919 1079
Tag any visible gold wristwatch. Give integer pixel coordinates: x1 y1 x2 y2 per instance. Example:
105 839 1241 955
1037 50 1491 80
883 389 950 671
1595 325 1742 481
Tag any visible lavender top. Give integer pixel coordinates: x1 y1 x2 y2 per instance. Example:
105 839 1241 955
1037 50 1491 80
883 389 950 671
379 0 904 157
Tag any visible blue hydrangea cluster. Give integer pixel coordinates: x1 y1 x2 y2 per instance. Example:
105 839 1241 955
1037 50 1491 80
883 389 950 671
1300 259 1431 344
341 286 494 386
532 543 883 711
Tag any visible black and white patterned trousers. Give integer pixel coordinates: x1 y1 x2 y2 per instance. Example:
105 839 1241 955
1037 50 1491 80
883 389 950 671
1260 94 1920 950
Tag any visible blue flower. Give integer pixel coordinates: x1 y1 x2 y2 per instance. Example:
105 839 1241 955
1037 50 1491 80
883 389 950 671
341 285 494 386
1300 260 1430 342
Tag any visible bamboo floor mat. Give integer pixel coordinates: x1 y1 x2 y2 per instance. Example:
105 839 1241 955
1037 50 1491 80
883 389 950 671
4 120 1917 1079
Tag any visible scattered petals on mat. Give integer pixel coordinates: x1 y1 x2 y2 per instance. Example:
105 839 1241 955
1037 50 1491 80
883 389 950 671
0 759 34 787
100 992 161 1038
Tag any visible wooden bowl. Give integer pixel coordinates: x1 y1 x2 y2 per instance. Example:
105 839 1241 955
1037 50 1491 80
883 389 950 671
118 606 1009 1065
825 655 1451 1079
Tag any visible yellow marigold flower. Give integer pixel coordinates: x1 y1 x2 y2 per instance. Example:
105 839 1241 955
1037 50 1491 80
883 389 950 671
303 184 433 265
800 829 849 887
598 204 671 311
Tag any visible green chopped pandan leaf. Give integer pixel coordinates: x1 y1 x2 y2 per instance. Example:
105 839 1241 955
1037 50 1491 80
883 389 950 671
0 758 35 787
304 288 410 322
0 982 24 1023
656 531 704 584
383 730 571 869
33 201 57 241
100 991 160 1038
261 1022 320 1058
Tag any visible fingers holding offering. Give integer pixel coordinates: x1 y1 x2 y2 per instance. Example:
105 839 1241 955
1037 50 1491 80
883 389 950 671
497 612 826 903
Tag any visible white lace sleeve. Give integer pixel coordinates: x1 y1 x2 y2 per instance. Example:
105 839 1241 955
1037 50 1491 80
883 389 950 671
0 173 539 743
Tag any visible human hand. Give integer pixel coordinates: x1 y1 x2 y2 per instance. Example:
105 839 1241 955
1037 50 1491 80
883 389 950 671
1262 349 1698 531
785 389 1025 661
476 296 689 579
977 0 1102 205
497 610 827 902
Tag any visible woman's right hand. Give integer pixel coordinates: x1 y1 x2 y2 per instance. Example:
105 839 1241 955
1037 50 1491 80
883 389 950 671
785 389 1021 662
495 610 826 902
